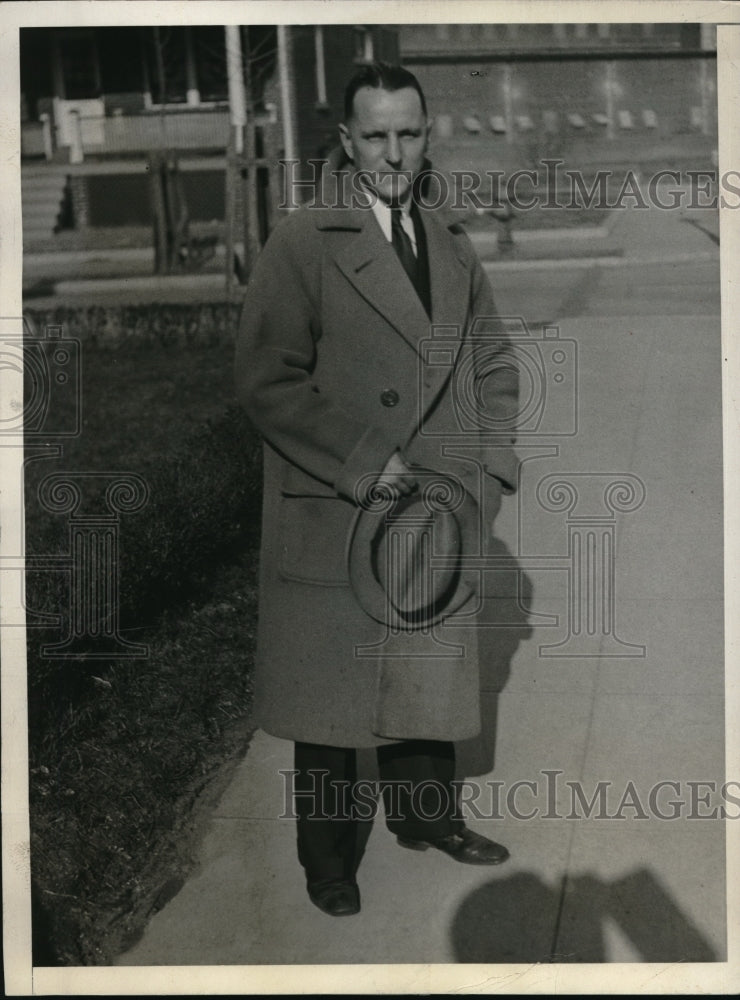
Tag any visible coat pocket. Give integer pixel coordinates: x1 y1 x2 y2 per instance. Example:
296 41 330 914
277 493 355 586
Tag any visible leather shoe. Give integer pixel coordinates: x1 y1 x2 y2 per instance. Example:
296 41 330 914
397 826 510 865
307 878 361 916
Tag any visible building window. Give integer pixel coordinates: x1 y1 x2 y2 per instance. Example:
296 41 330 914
553 23 567 42
642 109 658 128
145 27 188 104
435 24 451 42
435 113 453 138
575 23 588 40
354 27 374 63
543 109 559 133
700 24 716 49
642 23 654 37
57 30 101 99
193 27 228 103
597 23 611 40
144 26 227 106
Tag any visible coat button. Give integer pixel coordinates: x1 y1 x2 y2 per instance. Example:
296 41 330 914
380 388 399 407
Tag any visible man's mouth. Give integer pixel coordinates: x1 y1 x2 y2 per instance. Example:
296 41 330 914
377 171 412 193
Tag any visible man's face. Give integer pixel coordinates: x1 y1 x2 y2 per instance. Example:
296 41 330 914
339 85 430 205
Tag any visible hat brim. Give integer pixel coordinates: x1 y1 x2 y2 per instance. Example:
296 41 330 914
346 469 481 630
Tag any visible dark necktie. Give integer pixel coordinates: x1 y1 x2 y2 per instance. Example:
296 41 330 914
390 208 419 289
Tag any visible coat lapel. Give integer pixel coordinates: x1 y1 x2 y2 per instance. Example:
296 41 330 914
316 203 473 427
323 208 432 355
419 207 472 343
314 165 473 360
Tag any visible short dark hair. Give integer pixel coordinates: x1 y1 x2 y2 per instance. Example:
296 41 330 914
343 62 427 121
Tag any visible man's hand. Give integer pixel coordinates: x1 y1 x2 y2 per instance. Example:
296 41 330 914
375 451 417 497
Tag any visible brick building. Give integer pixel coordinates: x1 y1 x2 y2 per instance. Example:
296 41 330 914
19 23 716 244
398 23 717 175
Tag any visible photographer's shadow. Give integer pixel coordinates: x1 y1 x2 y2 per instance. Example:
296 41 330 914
455 535 533 778
450 867 718 963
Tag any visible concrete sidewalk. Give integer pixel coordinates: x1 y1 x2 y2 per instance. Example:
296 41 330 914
22 215 623 303
116 205 725 969
22 201 719 310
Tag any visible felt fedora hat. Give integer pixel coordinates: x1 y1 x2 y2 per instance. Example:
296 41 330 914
346 467 480 630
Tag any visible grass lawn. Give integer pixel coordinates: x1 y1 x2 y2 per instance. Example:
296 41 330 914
27 337 238 473
25 331 263 964
31 563 258 965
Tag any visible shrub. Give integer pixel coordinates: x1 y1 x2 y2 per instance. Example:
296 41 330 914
24 301 243 348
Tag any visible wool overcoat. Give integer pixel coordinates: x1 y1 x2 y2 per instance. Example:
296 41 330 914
235 194 519 748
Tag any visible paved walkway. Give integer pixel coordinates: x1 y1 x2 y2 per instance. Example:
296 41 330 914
22 226 610 303
116 204 726 971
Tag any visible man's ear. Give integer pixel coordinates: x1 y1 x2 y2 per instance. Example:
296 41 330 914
425 118 434 147
338 123 354 162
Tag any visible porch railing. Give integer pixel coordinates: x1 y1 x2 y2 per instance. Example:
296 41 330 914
22 108 232 161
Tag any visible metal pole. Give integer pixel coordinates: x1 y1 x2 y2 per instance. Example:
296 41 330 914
277 25 296 165
153 26 167 105
314 26 327 105
225 25 246 154
503 63 513 145
605 60 615 141
185 27 200 106
40 113 53 160
244 45 261 277
225 25 248 286
69 109 83 164
225 128 237 292
149 151 167 274
699 58 709 136
153 26 169 147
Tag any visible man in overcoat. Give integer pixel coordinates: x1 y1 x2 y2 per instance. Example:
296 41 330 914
236 63 520 917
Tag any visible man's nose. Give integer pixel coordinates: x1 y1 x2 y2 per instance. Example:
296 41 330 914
385 134 402 166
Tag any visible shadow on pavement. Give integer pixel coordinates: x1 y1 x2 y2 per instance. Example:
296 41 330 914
456 536 533 778
450 867 720 963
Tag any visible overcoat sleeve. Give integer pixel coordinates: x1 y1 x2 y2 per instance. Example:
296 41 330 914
235 214 396 501
464 235 520 496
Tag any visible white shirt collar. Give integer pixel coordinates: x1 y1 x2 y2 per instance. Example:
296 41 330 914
370 198 417 254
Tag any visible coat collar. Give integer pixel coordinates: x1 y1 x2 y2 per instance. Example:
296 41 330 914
313 200 471 359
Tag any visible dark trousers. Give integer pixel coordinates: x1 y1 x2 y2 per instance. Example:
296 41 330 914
294 739 463 883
